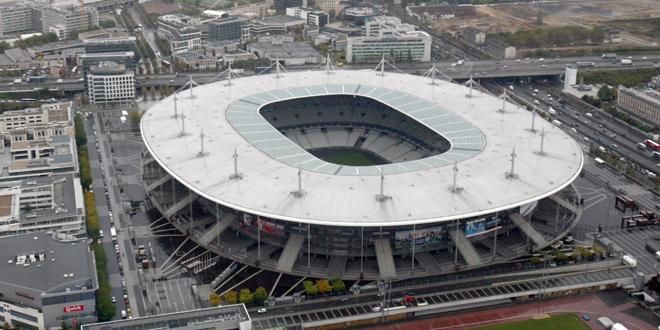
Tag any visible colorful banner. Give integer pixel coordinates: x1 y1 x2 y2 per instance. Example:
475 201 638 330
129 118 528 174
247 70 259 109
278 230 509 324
394 226 444 249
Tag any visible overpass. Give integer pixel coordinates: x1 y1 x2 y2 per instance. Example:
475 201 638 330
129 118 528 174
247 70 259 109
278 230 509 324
0 55 658 94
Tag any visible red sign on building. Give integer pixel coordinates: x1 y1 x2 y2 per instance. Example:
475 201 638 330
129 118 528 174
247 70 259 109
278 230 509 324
63 304 84 313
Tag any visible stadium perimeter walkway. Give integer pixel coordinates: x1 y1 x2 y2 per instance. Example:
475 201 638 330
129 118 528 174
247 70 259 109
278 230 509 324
370 292 656 330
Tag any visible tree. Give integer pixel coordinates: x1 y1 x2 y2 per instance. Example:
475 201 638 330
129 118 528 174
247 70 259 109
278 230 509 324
305 284 318 296
303 280 318 296
209 292 221 306
223 290 238 304
129 111 143 126
254 287 268 304
331 278 346 292
317 279 332 294
99 20 116 28
238 288 254 305
598 85 615 101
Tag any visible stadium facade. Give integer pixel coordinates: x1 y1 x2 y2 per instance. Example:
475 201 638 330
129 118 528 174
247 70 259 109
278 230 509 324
140 69 584 280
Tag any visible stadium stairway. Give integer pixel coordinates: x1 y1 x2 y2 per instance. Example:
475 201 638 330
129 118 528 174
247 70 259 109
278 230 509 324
165 192 197 217
414 252 442 273
509 213 548 249
449 230 482 266
198 214 236 246
276 234 306 272
327 255 347 278
373 238 397 279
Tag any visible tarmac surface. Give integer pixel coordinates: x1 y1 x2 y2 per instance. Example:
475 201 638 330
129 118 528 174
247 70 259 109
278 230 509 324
371 291 657 330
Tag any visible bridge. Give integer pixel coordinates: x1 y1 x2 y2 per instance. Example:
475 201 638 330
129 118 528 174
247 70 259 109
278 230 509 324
1 55 658 94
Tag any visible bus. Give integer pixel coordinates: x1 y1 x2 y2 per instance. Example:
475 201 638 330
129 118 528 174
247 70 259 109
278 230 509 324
615 195 638 212
644 139 660 151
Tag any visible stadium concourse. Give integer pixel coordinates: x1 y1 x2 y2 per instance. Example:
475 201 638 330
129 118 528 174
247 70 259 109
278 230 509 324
139 67 584 281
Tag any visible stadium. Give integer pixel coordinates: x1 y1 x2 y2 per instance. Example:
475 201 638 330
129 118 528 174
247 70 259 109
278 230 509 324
140 68 584 280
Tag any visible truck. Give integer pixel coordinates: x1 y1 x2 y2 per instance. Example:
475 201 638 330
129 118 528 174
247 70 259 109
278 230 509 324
110 227 117 241
621 59 632 65
622 255 637 268
597 316 614 328
602 53 617 59
27 76 47 83
13 78 21 84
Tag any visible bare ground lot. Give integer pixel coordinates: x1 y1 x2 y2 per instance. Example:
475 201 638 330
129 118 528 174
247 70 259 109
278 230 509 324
432 0 660 43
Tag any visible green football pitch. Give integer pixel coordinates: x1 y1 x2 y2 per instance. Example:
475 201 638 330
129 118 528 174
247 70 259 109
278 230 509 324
310 148 387 166
476 314 590 330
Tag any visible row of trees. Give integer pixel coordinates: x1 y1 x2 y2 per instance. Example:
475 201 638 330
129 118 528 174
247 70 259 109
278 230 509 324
73 112 115 321
84 192 101 239
303 279 346 296
496 26 605 48
217 287 269 305
530 246 604 264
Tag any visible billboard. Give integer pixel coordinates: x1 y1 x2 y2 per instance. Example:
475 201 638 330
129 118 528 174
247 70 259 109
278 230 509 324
394 226 444 249
464 216 501 237
242 214 285 237
63 304 84 313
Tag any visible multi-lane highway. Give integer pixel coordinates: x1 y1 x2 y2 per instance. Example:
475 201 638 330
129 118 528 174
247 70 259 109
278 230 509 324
1 54 659 93
487 80 659 175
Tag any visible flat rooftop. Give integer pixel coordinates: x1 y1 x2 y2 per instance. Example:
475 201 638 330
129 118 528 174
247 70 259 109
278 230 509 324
141 70 583 227
0 231 93 294
81 304 251 330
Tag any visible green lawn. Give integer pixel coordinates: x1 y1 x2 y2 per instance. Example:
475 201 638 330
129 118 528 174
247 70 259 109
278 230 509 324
321 151 380 166
310 148 385 166
476 314 589 330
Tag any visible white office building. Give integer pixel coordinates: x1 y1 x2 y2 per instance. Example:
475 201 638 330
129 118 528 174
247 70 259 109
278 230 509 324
86 61 135 105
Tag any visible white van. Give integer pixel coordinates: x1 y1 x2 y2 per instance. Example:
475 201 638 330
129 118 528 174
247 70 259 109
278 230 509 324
121 310 127 319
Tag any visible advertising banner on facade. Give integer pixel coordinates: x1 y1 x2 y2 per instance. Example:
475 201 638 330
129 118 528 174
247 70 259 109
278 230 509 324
394 226 444 249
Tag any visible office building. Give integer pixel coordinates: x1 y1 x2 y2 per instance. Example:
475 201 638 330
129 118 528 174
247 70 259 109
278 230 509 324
208 16 250 43
617 87 660 126
0 173 85 237
39 5 99 40
343 7 376 25
564 65 577 90
248 40 323 65
346 32 431 63
86 61 135 105
346 17 430 63
0 232 97 329
249 15 306 35
157 14 202 54
285 7 328 27
79 51 136 73
315 0 339 15
82 304 251 330
0 102 74 142
172 52 217 71
0 4 35 37
0 48 36 70
83 36 136 55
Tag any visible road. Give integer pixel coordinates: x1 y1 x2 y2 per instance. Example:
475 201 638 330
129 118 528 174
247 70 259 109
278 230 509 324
490 80 660 175
84 114 129 320
1 54 659 93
